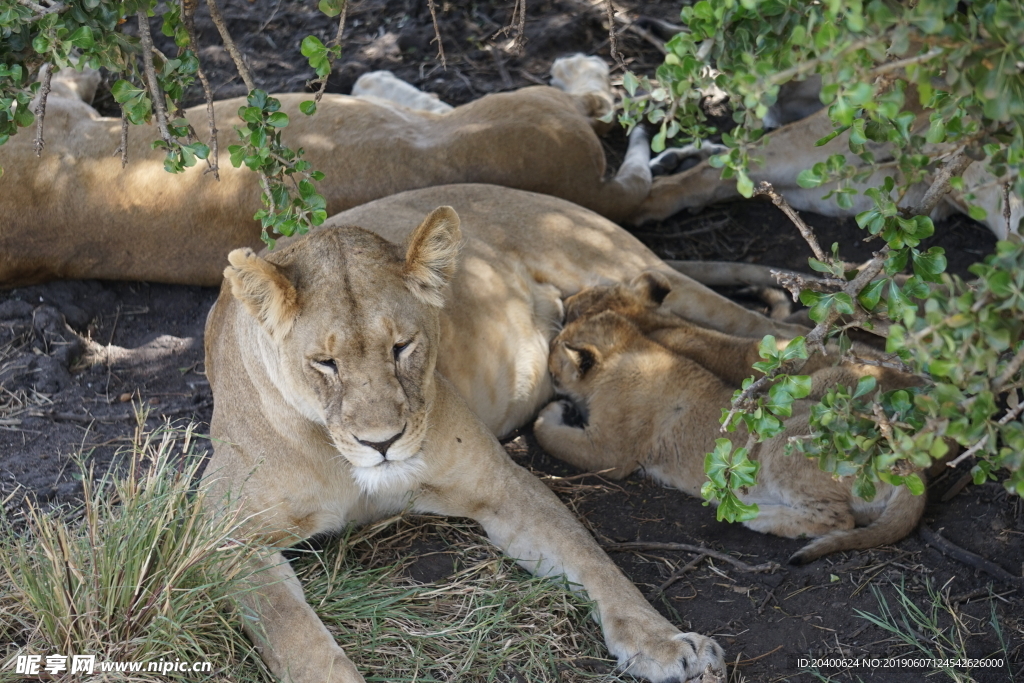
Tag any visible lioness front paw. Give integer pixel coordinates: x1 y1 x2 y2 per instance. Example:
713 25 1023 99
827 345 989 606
607 620 725 683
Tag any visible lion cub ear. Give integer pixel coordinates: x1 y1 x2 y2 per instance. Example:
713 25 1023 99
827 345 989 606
404 206 462 307
224 248 300 339
630 271 673 307
564 343 600 378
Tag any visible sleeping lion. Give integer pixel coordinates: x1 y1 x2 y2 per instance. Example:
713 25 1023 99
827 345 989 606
534 273 926 565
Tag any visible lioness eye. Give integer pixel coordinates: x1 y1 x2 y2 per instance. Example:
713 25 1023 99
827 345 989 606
393 341 411 361
313 358 338 375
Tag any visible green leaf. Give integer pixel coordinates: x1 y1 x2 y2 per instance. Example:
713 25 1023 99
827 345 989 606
299 100 317 116
853 375 877 399
301 35 327 58
622 71 639 97
69 26 95 48
318 0 345 16
904 473 925 496
857 278 886 310
736 170 754 198
267 112 290 128
797 169 823 188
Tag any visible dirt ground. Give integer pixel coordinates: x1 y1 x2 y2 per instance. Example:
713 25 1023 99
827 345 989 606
1 1 1022 681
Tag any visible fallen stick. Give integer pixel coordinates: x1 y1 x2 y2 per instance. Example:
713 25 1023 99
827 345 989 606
920 526 1024 587
602 540 780 573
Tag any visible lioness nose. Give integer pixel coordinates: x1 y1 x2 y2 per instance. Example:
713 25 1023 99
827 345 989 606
355 426 406 457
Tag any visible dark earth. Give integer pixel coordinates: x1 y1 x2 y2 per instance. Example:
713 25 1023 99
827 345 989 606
1 1 1021 681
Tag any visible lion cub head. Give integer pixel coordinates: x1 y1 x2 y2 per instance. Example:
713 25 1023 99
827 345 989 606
222 207 461 493
548 310 648 410
564 271 672 325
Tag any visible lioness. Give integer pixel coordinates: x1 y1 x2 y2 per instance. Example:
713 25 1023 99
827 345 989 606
202 185 787 681
0 56 661 287
533 281 925 564
637 102 1022 240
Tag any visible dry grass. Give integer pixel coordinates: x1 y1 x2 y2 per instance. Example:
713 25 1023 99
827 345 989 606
1 415 629 683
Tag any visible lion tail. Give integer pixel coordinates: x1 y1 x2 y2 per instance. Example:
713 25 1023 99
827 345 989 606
788 484 927 565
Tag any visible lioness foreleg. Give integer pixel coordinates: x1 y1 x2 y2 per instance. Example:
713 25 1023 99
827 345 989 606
241 550 365 683
419 382 724 682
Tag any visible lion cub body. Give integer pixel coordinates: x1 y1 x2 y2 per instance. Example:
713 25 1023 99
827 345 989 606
535 275 925 563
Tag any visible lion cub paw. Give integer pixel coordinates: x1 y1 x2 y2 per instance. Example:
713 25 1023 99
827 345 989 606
535 399 587 430
608 622 725 683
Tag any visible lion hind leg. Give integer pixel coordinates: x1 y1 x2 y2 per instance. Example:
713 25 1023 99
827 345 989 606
351 71 453 114
550 53 613 119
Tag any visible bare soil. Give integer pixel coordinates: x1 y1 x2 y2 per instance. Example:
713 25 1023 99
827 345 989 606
1 1 1021 681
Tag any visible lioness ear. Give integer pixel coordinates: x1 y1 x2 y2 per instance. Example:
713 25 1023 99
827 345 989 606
565 344 599 378
224 248 299 338
630 271 673 307
404 206 462 307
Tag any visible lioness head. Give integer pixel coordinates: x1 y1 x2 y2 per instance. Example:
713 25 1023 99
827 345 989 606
222 207 462 493
563 271 672 324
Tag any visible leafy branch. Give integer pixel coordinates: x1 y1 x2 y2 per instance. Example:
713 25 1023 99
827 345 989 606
620 0 1024 515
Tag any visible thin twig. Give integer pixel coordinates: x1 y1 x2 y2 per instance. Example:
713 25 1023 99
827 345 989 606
993 343 1024 391
909 149 974 217
206 0 255 91
754 181 829 264
33 63 52 156
118 109 129 167
602 541 780 573
181 0 219 179
652 553 707 597
496 0 527 55
869 47 945 78
606 0 624 67
312 1 348 104
425 0 446 68
136 11 175 148
1003 181 1013 236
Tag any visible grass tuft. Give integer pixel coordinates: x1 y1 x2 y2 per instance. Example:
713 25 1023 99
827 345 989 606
1 414 627 682
1 415 267 682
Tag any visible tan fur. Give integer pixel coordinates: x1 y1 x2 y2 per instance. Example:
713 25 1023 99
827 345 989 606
636 104 1022 239
224 247 300 339
0 59 655 287
534 307 926 564
202 202 728 683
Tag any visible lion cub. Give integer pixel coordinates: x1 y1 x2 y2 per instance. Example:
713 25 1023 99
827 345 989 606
535 275 925 564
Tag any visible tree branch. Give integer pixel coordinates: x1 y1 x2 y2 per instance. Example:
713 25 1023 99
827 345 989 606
908 149 974 217
181 0 219 179
754 181 830 264
32 63 51 156
136 11 174 148
426 0 446 68
311 1 348 104
206 0 255 91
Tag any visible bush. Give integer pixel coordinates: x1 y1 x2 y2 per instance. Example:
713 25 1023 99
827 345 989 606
620 0 1024 516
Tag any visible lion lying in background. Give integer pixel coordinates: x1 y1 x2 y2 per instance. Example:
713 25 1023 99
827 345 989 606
637 97 1022 240
0 55 659 287
534 273 925 564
